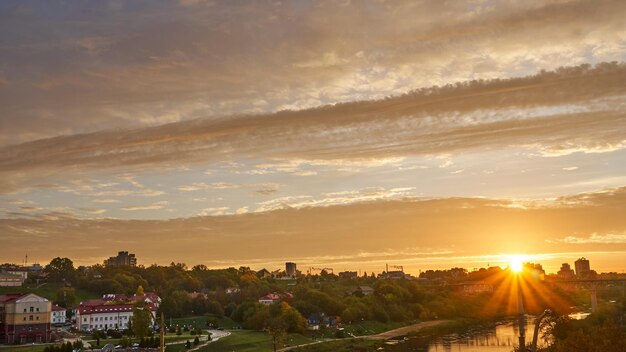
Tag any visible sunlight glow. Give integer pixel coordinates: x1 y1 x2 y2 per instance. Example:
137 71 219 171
508 255 525 273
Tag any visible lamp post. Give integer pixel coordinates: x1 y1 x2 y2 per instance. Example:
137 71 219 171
516 273 526 352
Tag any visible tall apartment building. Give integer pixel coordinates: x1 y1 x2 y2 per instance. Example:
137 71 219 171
285 262 297 277
574 257 591 278
557 263 575 279
105 251 137 267
0 293 52 344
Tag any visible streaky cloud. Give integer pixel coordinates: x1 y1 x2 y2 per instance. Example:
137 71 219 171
1 63 625 193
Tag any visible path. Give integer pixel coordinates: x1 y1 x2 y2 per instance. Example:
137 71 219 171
167 329 230 350
277 320 449 351
361 320 450 340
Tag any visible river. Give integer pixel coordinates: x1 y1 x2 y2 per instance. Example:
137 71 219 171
383 312 589 352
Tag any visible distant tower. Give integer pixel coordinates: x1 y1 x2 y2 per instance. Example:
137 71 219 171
285 262 297 277
574 257 590 278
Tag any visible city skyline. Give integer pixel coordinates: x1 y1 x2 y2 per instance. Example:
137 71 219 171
1 1 625 274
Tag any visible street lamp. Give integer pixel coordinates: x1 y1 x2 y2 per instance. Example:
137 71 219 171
515 270 526 352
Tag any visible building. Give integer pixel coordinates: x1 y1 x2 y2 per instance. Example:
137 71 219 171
0 272 23 287
0 266 28 287
75 292 160 331
557 263 575 279
338 271 358 280
574 257 591 278
50 305 66 325
462 282 494 294
0 293 52 344
285 262 297 278
384 270 406 279
258 292 293 306
104 251 137 267
256 269 271 279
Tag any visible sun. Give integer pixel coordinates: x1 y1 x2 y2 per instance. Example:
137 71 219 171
507 255 525 273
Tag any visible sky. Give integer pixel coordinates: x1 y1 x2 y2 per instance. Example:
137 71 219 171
1 0 625 274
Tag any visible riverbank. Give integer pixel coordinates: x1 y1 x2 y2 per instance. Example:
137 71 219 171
277 319 451 351
362 320 451 340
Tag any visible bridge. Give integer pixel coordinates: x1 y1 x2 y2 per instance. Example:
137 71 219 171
547 278 626 312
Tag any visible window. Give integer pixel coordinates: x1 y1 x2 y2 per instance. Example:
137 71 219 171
36 308 39 312
23 317 26 321
23 309 27 313
36 316 39 320
30 307 34 312
29 315 33 321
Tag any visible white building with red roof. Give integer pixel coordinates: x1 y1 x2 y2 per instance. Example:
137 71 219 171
258 292 293 305
50 304 66 325
75 292 160 331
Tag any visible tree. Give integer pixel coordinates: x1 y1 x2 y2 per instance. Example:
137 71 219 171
45 257 75 283
136 284 145 296
54 288 76 308
132 301 152 339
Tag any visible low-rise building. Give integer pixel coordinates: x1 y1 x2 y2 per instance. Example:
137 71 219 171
258 292 292 305
257 269 271 279
338 271 358 280
75 292 160 331
258 293 281 305
461 282 494 294
0 293 52 344
0 272 23 287
384 270 406 280
50 305 66 325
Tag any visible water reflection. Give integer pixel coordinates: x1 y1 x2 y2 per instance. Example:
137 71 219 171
383 319 548 352
427 320 546 352
384 313 590 352
568 311 590 320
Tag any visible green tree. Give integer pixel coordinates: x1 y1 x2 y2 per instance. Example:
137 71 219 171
132 301 152 338
54 287 76 308
45 257 75 283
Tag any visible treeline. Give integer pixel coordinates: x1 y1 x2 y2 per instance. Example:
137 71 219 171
38 257 589 333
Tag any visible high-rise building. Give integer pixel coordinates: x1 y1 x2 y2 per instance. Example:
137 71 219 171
557 263 575 279
285 262 297 277
105 251 137 267
574 257 590 278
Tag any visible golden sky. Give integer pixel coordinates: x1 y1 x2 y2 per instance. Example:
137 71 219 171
1 0 625 274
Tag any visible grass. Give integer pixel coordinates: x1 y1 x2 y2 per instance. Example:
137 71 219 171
0 283 98 303
170 315 238 330
198 330 313 352
290 339 384 352
343 320 407 336
0 343 56 352
309 320 408 339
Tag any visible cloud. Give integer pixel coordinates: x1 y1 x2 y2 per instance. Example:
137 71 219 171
2 63 625 193
122 201 168 211
177 182 240 191
549 232 626 244
1 0 625 146
1 186 625 272
198 207 229 216
92 198 121 203
255 187 416 212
